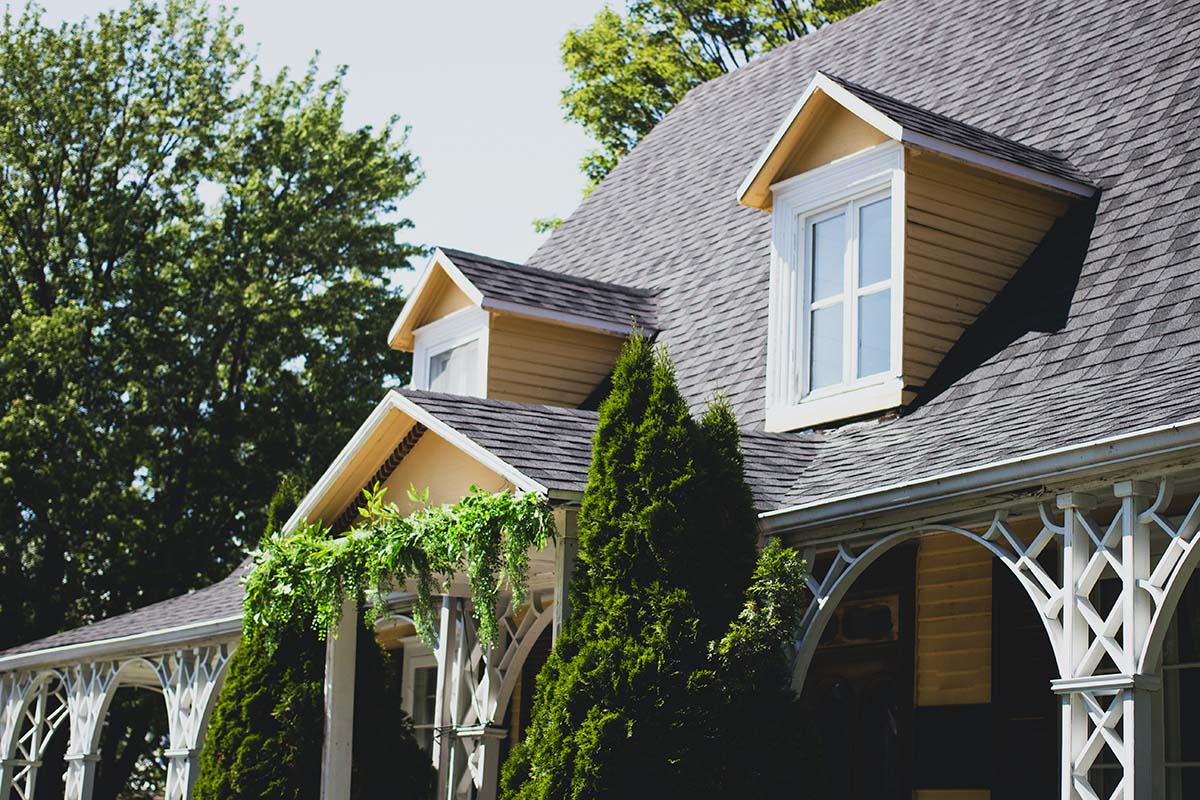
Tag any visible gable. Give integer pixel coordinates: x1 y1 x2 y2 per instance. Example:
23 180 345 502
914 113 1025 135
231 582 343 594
768 91 890 206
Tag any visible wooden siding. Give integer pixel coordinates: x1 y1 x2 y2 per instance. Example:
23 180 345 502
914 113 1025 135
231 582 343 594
902 151 1072 389
915 533 993 707
778 94 889 184
487 313 624 407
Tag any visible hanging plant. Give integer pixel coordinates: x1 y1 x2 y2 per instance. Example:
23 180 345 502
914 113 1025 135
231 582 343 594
242 484 556 648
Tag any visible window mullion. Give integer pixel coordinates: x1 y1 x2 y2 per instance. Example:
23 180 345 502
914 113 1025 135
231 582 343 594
845 199 858 385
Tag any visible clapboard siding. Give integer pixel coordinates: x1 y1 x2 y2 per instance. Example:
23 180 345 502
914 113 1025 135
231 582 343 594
487 313 624 406
902 151 1071 392
916 534 993 707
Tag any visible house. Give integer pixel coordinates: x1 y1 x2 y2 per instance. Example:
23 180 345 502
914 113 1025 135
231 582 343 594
3 0 1200 797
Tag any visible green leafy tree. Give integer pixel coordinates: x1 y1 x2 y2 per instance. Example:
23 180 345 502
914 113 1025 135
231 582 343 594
194 616 435 800
0 0 419 649
501 337 810 798
561 0 878 183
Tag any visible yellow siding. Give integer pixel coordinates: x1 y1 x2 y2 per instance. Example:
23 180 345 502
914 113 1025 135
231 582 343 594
382 433 511 514
902 150 1072 391
487 313 624 407
915 533 992 707
424 271 475 321
778 95 890 182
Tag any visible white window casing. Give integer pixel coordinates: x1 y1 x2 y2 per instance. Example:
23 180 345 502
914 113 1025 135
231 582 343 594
766 142 906 432
411 306 489 397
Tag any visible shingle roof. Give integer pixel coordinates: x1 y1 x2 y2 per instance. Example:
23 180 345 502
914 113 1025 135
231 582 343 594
0 562 248 657
822 73 1093 187
523 0 1200 506
441 247 658 332
400 390 819 511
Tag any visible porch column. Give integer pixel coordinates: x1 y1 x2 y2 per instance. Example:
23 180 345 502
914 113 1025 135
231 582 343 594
158 644 235 800
552 507 579 641
320 600 358 800
63 663 118 800
1052 485 1161 799
0 672 31 798
432 597 461 800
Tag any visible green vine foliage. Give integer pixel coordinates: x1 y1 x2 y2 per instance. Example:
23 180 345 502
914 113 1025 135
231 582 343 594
242 485 556 648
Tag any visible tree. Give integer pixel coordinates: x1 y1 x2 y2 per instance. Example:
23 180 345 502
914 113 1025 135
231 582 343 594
0 0 420 648
501 337 810 798
561 0 878 183
194 616 435 800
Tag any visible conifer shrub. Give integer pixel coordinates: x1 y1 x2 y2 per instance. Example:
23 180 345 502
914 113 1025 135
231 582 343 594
194 614 434 800
501 336 811 799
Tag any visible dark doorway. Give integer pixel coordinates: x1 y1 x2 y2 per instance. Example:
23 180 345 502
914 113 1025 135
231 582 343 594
799 544 916 800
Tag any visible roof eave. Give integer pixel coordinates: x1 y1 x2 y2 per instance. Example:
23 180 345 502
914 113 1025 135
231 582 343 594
387 248 485 351
759 416 1200 536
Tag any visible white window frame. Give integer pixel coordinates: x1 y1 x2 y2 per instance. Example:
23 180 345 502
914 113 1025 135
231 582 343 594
766 142 905 432
410 305 489 397
400 636 438 756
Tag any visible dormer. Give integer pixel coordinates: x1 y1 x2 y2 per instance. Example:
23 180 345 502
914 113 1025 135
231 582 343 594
388 248 656 407
739 72 1095 432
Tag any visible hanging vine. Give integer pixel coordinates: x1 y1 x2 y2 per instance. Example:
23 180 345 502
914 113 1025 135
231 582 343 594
242 485 556 647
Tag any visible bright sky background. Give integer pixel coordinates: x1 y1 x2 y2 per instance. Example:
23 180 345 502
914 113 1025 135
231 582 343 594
44 0 610 285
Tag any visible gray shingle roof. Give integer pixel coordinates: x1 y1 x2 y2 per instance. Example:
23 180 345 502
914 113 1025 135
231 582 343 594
523 0 1200 505
1 562 248 657
823 73 1093 187
441 247 658 332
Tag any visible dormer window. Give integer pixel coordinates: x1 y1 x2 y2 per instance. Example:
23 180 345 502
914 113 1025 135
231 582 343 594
740 71 1095 432
411 306 488 397
768 144 904 431
805 192 893 393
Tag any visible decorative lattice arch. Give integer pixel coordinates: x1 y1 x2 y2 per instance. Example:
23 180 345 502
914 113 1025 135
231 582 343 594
788 476 1200 800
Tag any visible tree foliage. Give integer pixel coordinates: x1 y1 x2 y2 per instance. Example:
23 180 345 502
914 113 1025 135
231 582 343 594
501 337 810 798
561 0 878 183
194 616 435 800
0 0 422 651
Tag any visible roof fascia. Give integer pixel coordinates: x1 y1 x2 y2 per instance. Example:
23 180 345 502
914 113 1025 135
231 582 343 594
286 390 549 534
387 248 485 350
759 416 1200 535
482 297 642 337
738 72 1093 208
0 614 243 672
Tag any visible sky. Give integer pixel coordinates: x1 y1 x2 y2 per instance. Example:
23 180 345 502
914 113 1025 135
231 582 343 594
43 0 610 285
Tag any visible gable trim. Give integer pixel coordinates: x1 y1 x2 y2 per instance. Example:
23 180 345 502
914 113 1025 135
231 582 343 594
388 249 485 351
738 73 1094 210
285 390 548 534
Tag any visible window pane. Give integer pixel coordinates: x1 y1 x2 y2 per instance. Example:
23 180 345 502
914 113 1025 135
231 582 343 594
428 339 478 394
858 197 892 287
811 214 845 302
857 290 891 378
810 304 842 391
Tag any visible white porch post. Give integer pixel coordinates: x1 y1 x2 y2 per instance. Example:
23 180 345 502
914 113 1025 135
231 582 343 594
0 672 31 798
1058 491 1094 800
432 597 460 800
157 645 234 800
552 508 579 642
63 663 118 800
320 600 358 800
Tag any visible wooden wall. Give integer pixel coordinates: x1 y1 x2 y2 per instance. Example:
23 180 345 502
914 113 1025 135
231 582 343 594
902 151 1071 391
487 313 623 407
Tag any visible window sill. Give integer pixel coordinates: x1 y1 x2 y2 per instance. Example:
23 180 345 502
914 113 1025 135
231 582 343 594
766 376 904 432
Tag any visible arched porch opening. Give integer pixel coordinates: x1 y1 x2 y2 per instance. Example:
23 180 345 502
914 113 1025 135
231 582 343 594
791 515 1064 800
92 660 168 800
2 672 69 800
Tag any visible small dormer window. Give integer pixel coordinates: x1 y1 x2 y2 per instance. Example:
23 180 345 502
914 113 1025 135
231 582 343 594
767 143 905 431
411 306 488 397
804 192 893 394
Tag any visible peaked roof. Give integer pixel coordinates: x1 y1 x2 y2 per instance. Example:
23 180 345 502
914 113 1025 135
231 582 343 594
520 0 1200 502
739 70 1095 207
388 247 656 349
441 247 658 333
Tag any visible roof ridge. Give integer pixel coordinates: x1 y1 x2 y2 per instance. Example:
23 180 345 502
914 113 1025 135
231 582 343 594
439 245 658 297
